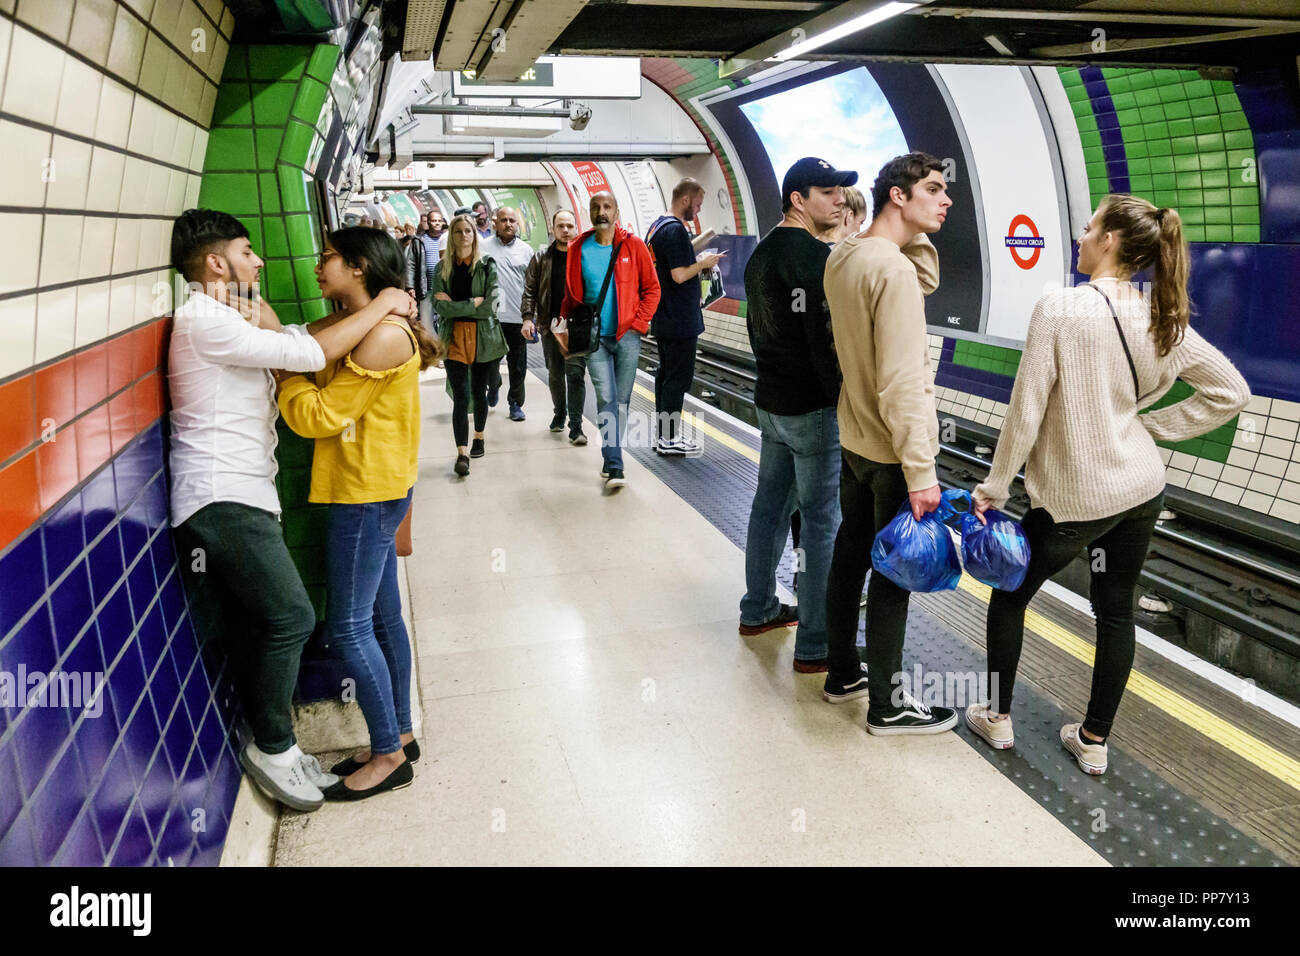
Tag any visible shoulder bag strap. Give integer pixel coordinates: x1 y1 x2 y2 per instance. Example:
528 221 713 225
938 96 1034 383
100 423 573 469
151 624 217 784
1083 282 1140 403
592 240 622 317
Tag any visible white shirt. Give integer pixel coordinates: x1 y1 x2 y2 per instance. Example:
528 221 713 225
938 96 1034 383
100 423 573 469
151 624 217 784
167 292 326 526
480 234 537 324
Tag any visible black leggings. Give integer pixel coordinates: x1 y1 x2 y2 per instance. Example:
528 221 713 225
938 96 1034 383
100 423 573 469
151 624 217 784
986 492 1163 740
446 359 492 447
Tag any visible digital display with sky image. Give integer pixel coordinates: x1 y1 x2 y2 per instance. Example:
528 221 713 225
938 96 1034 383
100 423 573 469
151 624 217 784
739 68 908 193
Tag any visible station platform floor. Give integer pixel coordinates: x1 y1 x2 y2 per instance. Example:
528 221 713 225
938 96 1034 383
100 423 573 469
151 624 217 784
272 345 1299 866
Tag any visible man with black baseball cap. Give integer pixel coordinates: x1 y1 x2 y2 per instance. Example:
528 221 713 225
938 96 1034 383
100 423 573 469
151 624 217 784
738 157 855 674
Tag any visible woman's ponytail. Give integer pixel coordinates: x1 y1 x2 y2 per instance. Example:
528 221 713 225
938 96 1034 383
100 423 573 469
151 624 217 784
1150 207 1189 357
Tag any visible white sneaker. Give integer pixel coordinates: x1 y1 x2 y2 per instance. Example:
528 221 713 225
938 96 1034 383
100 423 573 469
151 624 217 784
298 753 340 790
655 437 682 456
673 437 702 457
240 743 324 812
965 703 1014 750
1060 723 1108 775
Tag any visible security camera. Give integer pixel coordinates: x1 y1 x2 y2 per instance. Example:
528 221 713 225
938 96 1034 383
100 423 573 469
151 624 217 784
568 102 592 131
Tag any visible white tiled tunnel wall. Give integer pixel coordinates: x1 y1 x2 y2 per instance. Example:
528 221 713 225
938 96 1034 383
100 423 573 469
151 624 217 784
0 0 231 380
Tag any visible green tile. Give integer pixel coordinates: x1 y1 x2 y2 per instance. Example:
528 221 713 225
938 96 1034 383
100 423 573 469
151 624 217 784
1204 225 1232 242
1232 225 1258 242
264 259 296 300
1079 130 1103 151
1076 111 1098 131
221 45 248 81
197 172 260 214
277 164 309 213
1148 155 1174 175
210 82 253 126
203 127 255 171
291 78 329 126
1229 186 1258 206
1177 189 1204 205
279 120 314 168
1126 140 1149 159
1152 70 1183 86
1059 68 1083 87
1221 111 1251 132
1193 114 1221 135
1129 71 1155 90
1165 100 1191 120
1199 150 1227 170
1233 204 1259 224
1147 138 1172 157
1200 168 1229 189
1184 78 1214 99
275 302 303 325
1133 87 1161 107
1128 157 1151 174
1138 105 1165 123
1223 128 1254 150
303 298 332 321
1173 152 1199 172
1144 120 1169 140
248 44 307 82
1129 176 1153 195
1152 172 1177 190
258 171 281 213
292 257 318 299
236 215 261 251
1152 190 1179 207
1184 225 1205 242
1168 118 1195 138
1187 95 1217 116
306 44 341 83
1179 206 1205 225
1227 148 1254 170
1117 108 1142 127
262 216 289 258
250 81 297 126
1171 136 1198 156
1111 91 1136 110
285 214 319 257
1202 188 1230 205
1157 81 1185 101
1196 132 1225 151
1204 206 1231 225
254 128 282 169
1071 98 1095 118
1210 79 1235 94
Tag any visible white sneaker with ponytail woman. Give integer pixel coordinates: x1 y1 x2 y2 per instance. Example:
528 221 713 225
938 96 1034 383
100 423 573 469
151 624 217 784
968 194 1250 773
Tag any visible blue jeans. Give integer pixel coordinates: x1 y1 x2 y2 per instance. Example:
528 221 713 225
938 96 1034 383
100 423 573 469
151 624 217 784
586 330 641 471
326 488 414 756
740 406 842 661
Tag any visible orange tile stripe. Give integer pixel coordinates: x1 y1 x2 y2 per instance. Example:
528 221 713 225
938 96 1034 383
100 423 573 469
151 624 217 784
0 318 169 555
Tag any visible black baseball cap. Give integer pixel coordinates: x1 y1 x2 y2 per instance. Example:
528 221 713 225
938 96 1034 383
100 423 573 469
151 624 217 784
781 157 859 200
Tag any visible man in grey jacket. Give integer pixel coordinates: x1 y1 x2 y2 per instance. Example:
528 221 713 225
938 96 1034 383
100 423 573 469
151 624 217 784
522 209 587 444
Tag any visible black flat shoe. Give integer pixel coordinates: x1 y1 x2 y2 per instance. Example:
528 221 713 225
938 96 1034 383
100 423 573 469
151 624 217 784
322 759 414 801
330 739 421 777
470 438 485 458
454 454 470 476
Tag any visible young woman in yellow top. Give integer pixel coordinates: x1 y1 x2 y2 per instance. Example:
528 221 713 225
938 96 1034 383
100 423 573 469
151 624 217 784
278 226 440 801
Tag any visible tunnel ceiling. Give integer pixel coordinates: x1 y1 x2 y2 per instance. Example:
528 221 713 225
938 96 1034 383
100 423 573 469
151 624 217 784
402 0 1300 75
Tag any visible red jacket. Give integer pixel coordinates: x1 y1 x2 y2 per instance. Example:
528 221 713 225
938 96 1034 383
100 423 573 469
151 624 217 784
560 224 661 340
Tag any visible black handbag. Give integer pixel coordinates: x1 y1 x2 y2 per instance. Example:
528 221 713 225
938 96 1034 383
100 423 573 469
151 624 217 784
566 240 621 355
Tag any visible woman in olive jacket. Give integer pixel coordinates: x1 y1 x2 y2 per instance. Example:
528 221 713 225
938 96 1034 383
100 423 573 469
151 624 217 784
434 213 506 476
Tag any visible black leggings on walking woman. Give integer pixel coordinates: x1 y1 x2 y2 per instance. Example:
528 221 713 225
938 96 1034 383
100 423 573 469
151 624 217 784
986 492 1163 741
445 359 492 447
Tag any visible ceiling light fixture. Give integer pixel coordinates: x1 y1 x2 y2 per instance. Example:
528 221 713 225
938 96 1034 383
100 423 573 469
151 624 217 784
772 1 918 61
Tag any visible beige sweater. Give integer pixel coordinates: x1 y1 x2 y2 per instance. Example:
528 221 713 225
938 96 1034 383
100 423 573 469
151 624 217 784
825 233 941 491
975 283 1251 522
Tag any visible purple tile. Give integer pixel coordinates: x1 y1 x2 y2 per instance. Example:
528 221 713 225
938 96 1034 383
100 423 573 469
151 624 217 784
72 681 119 780
0 742 22 839
135 604 167 678
175 744 211 815
119 697 161 790
157 801 196 867
87 526 126 608
9 690 71 802
127 558 160 628
0 605 58 721
39 496 85 586
1095 110 1119 131
0 811 42 865
151 531 179 585
96 586 134 667
158 572 189 638
140 745 175 839
53 807 106 866
118 497 152 567
91 744 137 851
30 741 89 863
0 531 46 638
49 560 93 656
113 442 154 510
181 662 212 733
196 702 227 772
151 670 185 766
170 624 199 685
162 699 195 776
140 476 168 529
108 800 153 866
1100 127 1126 150
59 628 107 723
81 465 118 542
106 639 148 732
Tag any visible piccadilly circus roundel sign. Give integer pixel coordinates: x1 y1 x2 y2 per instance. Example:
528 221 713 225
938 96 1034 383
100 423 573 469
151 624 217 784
1004 214 1045 270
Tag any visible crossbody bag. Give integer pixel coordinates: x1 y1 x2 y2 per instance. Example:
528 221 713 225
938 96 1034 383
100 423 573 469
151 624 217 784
565 240 621 356
1083 282 1141 403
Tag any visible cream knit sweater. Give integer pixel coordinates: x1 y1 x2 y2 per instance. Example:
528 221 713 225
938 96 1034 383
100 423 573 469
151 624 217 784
974 282 1250 522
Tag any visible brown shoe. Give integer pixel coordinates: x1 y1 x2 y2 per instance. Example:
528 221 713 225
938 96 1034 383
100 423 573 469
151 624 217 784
793 658 828 674
738 603 798 636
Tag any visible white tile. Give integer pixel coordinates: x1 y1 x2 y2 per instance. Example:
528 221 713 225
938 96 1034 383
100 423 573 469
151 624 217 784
144 161 171 217
38 214 83 286
1246 472 1280 495
3 26 64 125
75 281 111 347
0 119 51 207
68 0 118 67
118 156 151 214
163 48 193 107
1243 394 1272 415
163 169 187 216
105 6 147 86
220 7 233 36
198 82 216 124
34 286 77 364
151 110 179 165
189 129 207 170
151 0 183 34
127 95 159 156
86 148 127 213
171 119 197 170
1168 451 1198 472
1218 464 1252 488
0 294 37 378
137 31 169 97
96 78 135 150
1256 454 1287 478
108 276 137 333
1226 447 1258 470
1269 498 1300 524
15 0 73 44
122 0 156 19
1287 462 1300 483
1210 482 1244 505
1260 437 1295 460
1192 458 1223 480
79 216 117 279
1157 446 1172 464
112 217 141 272
183 174 199 207
1279 481 1300 505
1238 490 1274 513
1270 399 1300 423
1186 474 1217 497
0 16 9 105
0 213 43 294
45 136 93 210
1235 414 1264 436
54 58 103 141
1164 468 1190 489
1265 417 1299 442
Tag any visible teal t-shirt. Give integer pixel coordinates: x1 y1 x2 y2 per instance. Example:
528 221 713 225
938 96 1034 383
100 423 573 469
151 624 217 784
580 238 619 336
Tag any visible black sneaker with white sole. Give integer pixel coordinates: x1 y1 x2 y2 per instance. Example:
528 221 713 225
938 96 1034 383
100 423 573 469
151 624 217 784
866 692 958 736
822 662 869 703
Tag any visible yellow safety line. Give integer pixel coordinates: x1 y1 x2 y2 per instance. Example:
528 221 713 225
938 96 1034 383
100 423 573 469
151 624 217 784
639 381 1300 791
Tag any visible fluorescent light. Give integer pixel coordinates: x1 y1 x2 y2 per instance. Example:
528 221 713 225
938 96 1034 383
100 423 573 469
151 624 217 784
984 33 1014 56
772 1 918 61
475 155 500 167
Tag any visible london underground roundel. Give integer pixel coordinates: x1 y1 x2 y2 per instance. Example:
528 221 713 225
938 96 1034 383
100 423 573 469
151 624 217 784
1004 214 1045 270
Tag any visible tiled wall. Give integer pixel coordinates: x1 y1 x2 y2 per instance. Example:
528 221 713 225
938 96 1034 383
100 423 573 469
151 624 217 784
0 0 241 866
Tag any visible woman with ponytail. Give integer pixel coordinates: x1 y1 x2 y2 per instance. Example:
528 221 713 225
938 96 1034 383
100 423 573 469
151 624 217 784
966 195 1249 774
277 226 444 800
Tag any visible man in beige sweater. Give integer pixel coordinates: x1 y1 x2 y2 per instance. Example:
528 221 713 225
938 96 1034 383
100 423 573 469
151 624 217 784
820 152 957 735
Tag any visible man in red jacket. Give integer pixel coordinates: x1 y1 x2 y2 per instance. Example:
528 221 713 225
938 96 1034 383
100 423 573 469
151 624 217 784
560 192 661 489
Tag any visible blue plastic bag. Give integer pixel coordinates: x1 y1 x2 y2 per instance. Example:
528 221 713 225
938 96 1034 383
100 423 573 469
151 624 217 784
941 489 1032 591
870 496 963 593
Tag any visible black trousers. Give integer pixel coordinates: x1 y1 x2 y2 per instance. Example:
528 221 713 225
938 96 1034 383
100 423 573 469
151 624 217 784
498 323 529 407
825 451 912 706
987 492 1163 739
653 335 698 440
445 359 492 447
541 331 587 428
